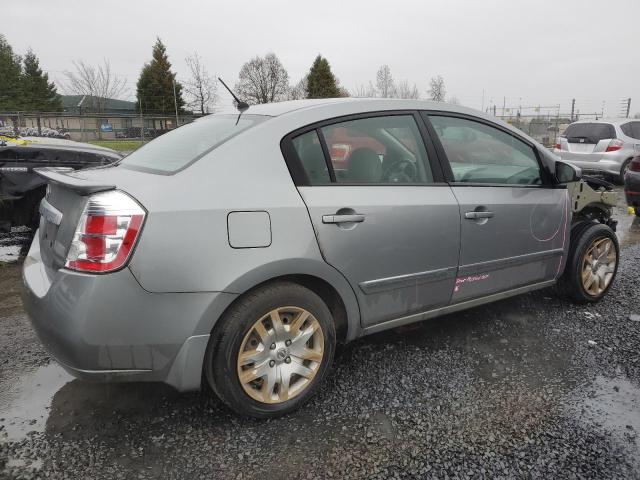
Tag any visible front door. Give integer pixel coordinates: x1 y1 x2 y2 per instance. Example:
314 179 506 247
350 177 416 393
425 114 569 302
288 113 461 327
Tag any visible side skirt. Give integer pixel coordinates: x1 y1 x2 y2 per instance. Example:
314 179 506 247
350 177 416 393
362 280 556 335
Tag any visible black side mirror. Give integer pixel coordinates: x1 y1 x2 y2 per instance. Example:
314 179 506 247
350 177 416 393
555 161 582 184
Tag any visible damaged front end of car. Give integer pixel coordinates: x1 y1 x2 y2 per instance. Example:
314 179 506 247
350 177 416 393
568 176 618 231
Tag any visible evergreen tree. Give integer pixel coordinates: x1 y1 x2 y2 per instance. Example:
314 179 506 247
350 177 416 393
22 49 62 111
0 34 23 111
136 38 185 114
306 55 341 99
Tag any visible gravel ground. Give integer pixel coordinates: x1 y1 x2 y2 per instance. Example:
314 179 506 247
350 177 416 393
1 206 640 479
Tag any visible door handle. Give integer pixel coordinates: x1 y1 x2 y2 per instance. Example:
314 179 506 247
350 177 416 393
322 214 365 224
465 211 494 220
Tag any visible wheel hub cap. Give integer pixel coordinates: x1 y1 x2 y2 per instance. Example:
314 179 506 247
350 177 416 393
581 237 616 296
237 307 324 404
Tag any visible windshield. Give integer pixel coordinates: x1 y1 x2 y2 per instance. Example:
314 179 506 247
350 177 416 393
119 114 268 174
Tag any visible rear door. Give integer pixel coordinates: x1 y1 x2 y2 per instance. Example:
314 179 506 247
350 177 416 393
424 113 569 303
283 112 460 327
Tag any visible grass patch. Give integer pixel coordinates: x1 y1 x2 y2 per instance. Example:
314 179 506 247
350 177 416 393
88 140 145 152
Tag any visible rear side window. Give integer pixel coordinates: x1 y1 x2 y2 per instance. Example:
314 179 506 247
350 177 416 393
563 123 615 144
293 115 433 185
292 131 331 184
429 115 541 185
621 122 640 140
119 114 267 174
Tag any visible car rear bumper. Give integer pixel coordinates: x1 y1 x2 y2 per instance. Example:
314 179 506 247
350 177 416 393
553 147 632 175
21 232 237 391
553 154 625 176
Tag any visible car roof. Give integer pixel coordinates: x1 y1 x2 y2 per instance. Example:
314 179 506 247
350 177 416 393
213 98 485 119
570 118 634 126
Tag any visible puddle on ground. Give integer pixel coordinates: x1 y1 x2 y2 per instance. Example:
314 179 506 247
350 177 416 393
616 215 640 249
612 185 640 248
0 363 73 443
565 375 640 463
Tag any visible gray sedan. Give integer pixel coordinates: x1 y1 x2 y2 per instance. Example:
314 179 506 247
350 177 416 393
23 99 619 417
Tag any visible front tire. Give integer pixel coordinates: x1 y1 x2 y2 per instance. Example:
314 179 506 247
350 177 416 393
614 159 632 185
204 281 336 418
557 222 619 303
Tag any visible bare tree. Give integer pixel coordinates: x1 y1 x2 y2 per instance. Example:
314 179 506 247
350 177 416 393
338 86 350 98
235 53 289 105
184 53 217 114
63 59 127 112
427 75 446 102
395 79 420 99
376 65 395 98
288 75 308 100
447 96 460 105
352 82 377 98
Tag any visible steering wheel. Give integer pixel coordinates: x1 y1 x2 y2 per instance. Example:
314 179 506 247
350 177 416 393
383 159 416 183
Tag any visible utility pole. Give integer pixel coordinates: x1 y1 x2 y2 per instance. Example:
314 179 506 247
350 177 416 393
502 96 506 117
139 99 144 144
481 89 485 112
173 79 179 128
623 98 631 118
570 98 575 122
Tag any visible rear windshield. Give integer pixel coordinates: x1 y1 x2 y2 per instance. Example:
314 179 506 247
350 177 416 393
563 123 615 144
119 114 268 174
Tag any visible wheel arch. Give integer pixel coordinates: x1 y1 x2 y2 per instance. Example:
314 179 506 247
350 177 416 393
197 258 362 344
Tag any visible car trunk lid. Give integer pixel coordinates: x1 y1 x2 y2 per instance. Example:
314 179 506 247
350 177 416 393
34 167 117 272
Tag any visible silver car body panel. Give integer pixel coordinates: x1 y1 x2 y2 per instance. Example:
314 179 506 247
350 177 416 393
22 98 575 391
22 234 237 391
450 186 569 301
299 185 460 326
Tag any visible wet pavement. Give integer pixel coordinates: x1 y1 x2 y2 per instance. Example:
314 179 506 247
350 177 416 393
1 187 640 479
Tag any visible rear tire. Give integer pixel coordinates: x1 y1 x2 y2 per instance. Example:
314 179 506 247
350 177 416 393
557 222 619 303
615 159 632 185
204 281 336 418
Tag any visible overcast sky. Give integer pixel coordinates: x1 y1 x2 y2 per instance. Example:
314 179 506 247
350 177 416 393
3 0 638 117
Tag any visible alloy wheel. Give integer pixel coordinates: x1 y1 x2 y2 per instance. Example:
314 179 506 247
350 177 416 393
581 237 617 296
237 307 324 404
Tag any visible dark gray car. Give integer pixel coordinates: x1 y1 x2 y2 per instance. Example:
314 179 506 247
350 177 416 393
22 99 620 417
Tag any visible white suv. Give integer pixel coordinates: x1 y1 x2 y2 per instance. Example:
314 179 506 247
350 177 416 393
554 119 640 183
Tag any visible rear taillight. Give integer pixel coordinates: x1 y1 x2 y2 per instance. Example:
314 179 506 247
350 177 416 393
65 190 146 273
629 158 640 172
554 138 564 151
605 139 624 152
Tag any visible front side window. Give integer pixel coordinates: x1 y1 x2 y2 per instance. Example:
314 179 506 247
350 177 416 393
119 114 268 174
294 115 433 185
429 116 541 185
